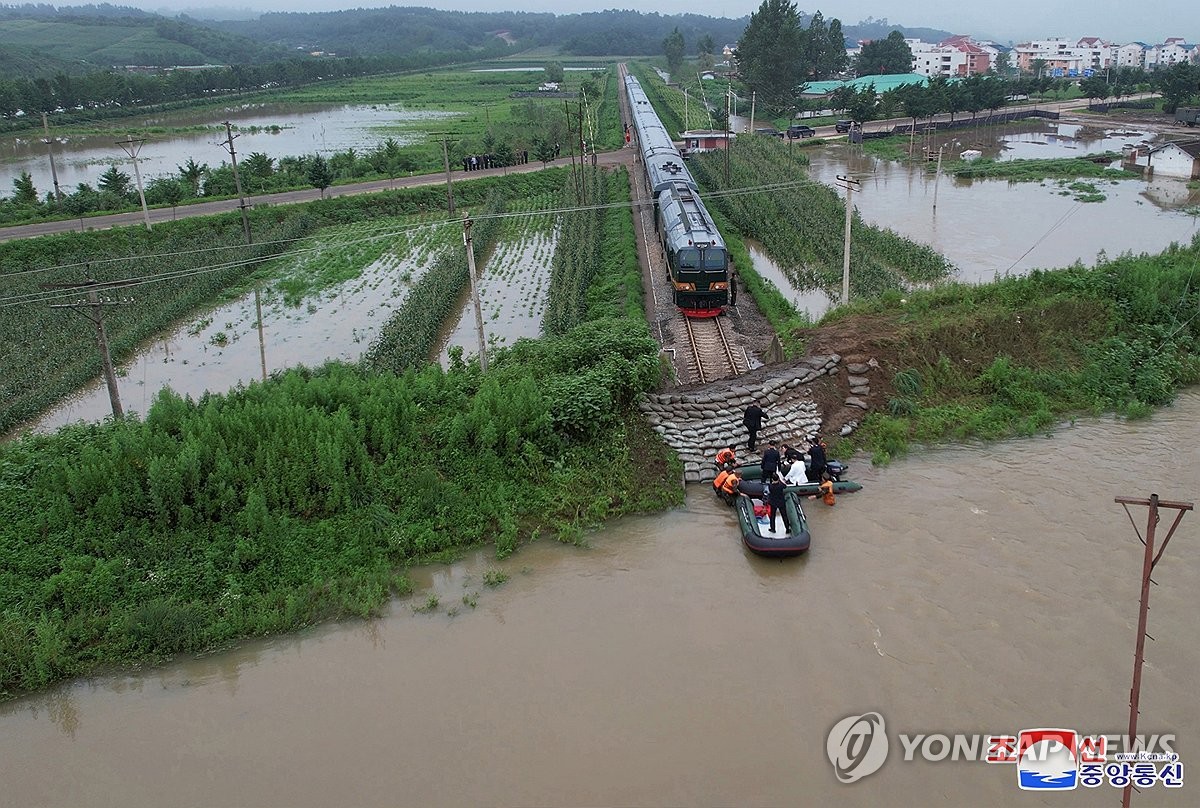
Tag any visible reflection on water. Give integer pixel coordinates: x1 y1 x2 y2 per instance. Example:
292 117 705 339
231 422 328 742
807 139 1200 282
1 103 460 196
742 238 835 320
2 389 1197 806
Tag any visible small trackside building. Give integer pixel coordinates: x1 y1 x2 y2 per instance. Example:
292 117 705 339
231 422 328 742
1127 139 1200 179
680 129 735 155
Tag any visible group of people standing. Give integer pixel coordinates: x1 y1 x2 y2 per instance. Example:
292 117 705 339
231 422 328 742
712 432 835 529
461 151 531 172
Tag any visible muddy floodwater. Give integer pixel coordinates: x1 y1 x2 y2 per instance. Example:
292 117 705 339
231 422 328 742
4 389 1198 807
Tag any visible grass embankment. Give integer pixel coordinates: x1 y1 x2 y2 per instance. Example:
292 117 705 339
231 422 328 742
0 169 566 436
692 136 955 299
0 162 677 697
819 238 1200 463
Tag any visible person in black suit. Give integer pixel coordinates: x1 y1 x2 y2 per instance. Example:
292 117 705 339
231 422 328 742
761 440 781 481
743 402 766 451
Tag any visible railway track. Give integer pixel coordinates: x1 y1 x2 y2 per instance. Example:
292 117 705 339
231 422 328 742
684 315 744 384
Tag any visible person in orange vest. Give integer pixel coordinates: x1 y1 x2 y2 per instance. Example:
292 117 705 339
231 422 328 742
720 470 741 503
819 479 836 507
712 468 731 495
715 444 737 470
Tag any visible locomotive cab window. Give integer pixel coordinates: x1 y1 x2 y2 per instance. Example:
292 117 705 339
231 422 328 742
678 249 700 268
702 249 726 269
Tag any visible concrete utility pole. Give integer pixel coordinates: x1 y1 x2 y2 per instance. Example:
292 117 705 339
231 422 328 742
221 122 266 381
932 146 944 213
1113 493 1192 808
440 135 456 215
724 84 731 186
41 278 131 418
42 113 63 202
115 135 151 230
220 122 252 245
462 216 488 372
749 90 756 134
836 175 860 305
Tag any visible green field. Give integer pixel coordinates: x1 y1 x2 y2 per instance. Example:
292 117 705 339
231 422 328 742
0 20 210 65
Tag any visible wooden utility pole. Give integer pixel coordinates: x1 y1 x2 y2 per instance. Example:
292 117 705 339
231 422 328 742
220 121 267 381
115 135 152 230
1113 493 1192 808
440 135 456 215
836 175 860 305
42 113 63 202
462 216 488 372
42 279 130 418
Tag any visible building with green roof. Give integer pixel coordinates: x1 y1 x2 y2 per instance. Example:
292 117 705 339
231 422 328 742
800 73 929 98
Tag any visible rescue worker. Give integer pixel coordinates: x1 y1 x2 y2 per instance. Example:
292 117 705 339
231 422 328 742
712 467 732 495
715 444 737 470
819 479 836 507
720 470 741 504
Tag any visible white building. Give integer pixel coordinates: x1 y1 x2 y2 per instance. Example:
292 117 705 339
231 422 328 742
1146 38 1199 69
1128 139 1200 179
1115 42 1149 69
907 36 994 78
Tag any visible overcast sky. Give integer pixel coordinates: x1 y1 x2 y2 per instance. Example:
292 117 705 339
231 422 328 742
156 0 1193 46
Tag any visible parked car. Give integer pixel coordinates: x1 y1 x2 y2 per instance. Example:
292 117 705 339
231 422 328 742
754 127 785 139
786 125 816 139
835 119 856 134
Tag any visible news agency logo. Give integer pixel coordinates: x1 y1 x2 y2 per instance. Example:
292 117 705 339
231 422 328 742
1014 729 1078 790
826 712 889 783
826 713 1184 791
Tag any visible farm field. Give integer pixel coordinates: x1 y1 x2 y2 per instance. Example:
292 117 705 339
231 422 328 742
27 214 459 433
437 196 558 364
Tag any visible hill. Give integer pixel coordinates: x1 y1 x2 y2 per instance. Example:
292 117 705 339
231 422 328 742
0 5 287 68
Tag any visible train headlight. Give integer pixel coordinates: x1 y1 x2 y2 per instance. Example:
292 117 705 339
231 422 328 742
675 282 696 291
711 282 728 290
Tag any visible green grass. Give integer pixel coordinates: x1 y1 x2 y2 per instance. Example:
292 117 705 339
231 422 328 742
0 19 210 64
950 155 1137 182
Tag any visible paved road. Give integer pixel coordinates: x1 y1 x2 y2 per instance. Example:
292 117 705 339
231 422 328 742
0 149 636 243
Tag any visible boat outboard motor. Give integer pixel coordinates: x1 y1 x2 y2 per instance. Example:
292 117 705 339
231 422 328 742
825 460 849 481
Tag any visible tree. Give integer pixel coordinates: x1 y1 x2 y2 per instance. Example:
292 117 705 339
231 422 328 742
307 154 334 198
855 31 912 76
97 165 132 198
1153 62 1200 114
145 177 183 214
697 34 715 57
736 0 805 109
992 50 1011 76
544 62 565 84
177 158 208 197
663 28 686 78
1079 75 1111 108
11 171 39 206
532 136 557 166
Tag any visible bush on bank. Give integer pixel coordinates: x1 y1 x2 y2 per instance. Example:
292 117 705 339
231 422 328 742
0 316 678 697
825 238 1200 464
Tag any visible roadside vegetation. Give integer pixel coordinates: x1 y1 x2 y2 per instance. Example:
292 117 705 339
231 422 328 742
818 237 1200 464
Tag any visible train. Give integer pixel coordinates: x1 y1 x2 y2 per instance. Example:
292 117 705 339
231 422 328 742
624 74 733 318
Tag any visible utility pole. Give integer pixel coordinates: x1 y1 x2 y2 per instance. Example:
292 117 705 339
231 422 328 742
932 146 944 213
115 135 152 230
462 216 488 372
42 113 63 202
220 122 252 245
749 90 756 134
440 135 456 215
836 175 860 305
684 87 689 130
221 122 266 381
1113 493 1192 808
724 85 731 186
41 278 130 419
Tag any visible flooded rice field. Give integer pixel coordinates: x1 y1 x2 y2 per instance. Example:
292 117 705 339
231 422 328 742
438 212 558 365
21 218 453 433
1 102 460 195
3 388 1198 806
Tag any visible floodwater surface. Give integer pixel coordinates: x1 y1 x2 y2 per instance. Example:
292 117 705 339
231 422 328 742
1 103 460 196
3 389 1197 807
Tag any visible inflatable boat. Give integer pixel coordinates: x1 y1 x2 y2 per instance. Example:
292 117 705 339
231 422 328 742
736 460 863 497
734 490 811 557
